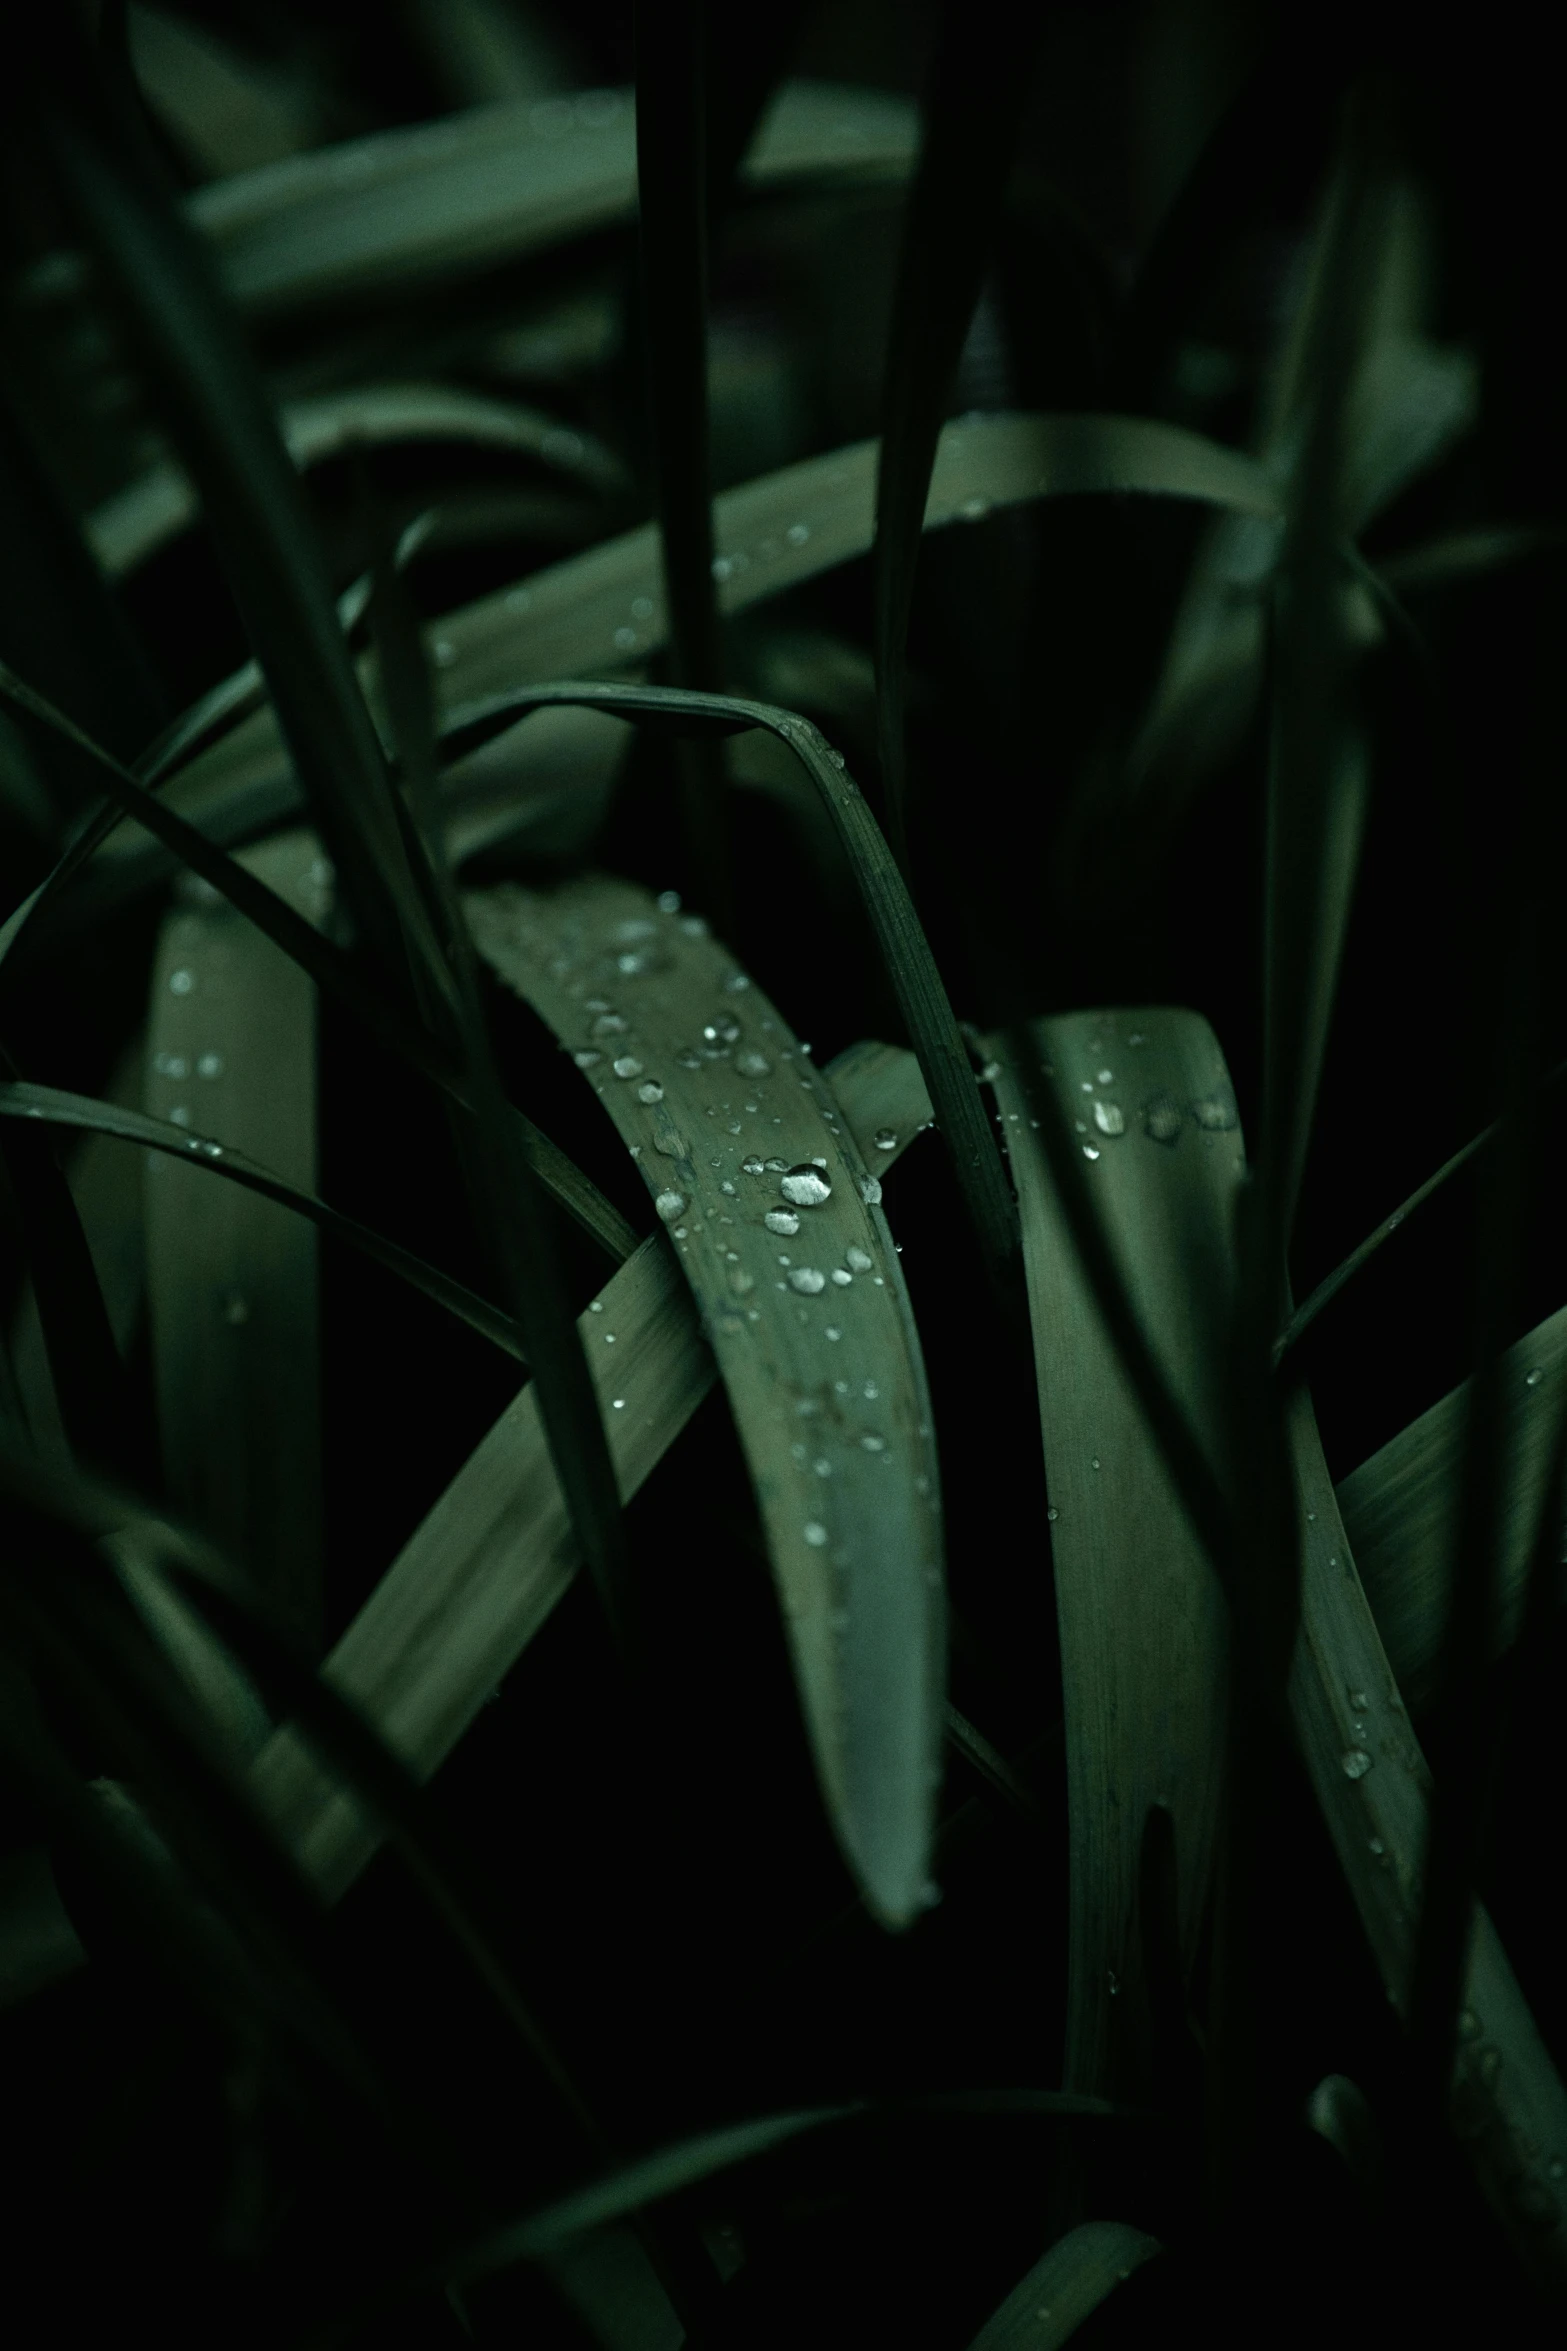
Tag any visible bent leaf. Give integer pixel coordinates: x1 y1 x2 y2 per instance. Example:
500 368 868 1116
988 1011 1236 2103
1336 1305 1567 1714
249 1038 937 1911
467 877 942 1929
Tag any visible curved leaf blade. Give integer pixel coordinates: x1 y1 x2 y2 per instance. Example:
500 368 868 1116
467 877 942 1928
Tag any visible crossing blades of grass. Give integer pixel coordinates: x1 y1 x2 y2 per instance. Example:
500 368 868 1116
243 1036 934 1908
871 0 1042 881
0 661 637 1270
1120 177 1475 848
312 2091 1135 2346
138 413 1277 860
986 1013 1238 2104
1282 1382 1567 2292
143 830 326 1652
466 876 941 1928
24 14 448 1006
965 2219 1163 2351
439 678 1017 1297
0 1078 527 1367
172 81 919 319
86 383 628 579
7 1029 144 1469
1336 1309 1567 1714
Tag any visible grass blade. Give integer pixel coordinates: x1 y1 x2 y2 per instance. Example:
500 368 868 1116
0 1079 528 1367
248 1039 934 1907
143 831 326 1650
872 0 1041 881
1282 1382 1567 2292
468 876 943 1926
987 1013 1237 2105
172 81 919 318
1337 1307 1567 1714
24 13 443 1002
966 2219 1163 2350
87 382 628 579
137 412 1277 867
0 660 637 1268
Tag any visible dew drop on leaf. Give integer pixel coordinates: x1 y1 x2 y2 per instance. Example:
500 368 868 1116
765 1209 800 1236
781 1164 832 1207
655 1191 686 1224
612 1056 643 1080
1341 1749 1373 1780
789 1267 826 1294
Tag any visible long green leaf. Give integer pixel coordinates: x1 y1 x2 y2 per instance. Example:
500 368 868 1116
966 2220 1162 2350
0 1079 527 1366
988 1013 1236 2104
172 81 919 317
120 412 1278 870
1283 1381 1567 2293
143 831 325 1649
87 382 627 578
1336 1306 1567 1713
468 877 942 1926
245 1039 934 1907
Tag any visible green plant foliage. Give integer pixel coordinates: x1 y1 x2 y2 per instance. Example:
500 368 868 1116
3 8 1567 2347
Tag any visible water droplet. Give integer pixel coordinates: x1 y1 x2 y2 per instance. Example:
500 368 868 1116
589 1300 604 1313
829 1267 851 1286
860 1433 886 1453
169 1105 191 1128
1096 1068 1114 1085
765 1209 800 1236
1191 1093 1238 1132
613 626 637 651
1142 1094 1184 1143
221 1292 249 1326
1348 1688 1369 1713
704 1014 742 1046
1526 1367 1544 1387
592 1012 628 1037
860 1175 883 1206
762 1156 789 1173
789 1267 827 1294
680 914 709 937
201 1141 223 1158
979 1059 1002 1083
154 1053 188 1078
1457 2008 1481 2041
720 1179 737 1196
1093 1099 1126 1136
573 1049 602 1068
1341 1748 1373 1780
813 1457 832 1478
741 1155 765 1175
603 1331 616 1343
734 1049 771 1078
196 1052 224 1080
725 972 750 993
781 1164 832 1207
1082 1145 1101 1160
1047 1506 1059 1521
612 1056 644 1080
960 494 990 521
824 1326 842 1341
845 1246 873 1274
657 889 681 913
1367 1836 1385 1856
804 1522 827 1547
655 1190 686 1224
828 748 845 770
1107 1969 1120 1997
168 968 195 995
676 1048 703 1070
711 555 732 581
636 1080 664 1103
